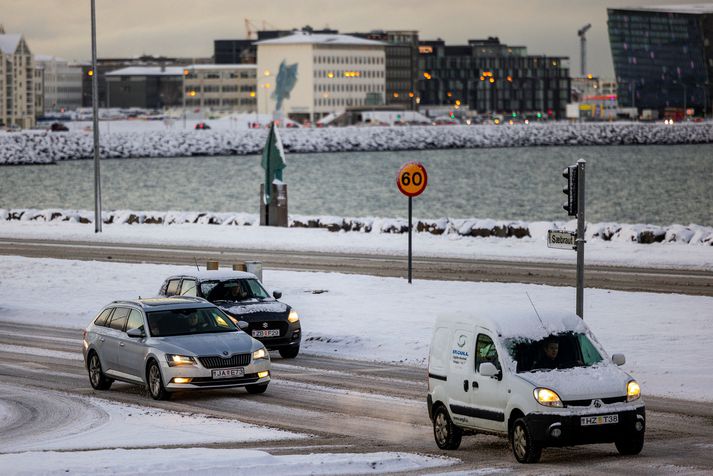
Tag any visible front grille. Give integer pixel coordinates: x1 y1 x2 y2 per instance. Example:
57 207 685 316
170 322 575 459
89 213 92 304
564 395 628 407
198 353 250 369
189 374 259 386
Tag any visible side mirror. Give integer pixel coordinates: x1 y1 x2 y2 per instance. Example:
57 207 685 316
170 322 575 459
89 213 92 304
479 362 500 379
272 290 282 299
612 354 626 366
237 321 249 331
127 327 145 338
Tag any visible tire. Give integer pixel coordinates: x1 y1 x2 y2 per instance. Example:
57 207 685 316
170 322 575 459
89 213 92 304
615 431 645 455
245 383 269 394
511 418 542 464
279 346 299 359
147 360 171 400
432 405 462 450
87 352 113 390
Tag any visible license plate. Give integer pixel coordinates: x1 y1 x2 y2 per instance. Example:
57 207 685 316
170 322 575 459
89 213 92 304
581 414 619 426
252 329 280 337
211 367 244 379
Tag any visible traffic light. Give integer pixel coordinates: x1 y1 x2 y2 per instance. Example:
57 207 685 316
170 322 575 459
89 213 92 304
563 165 578 216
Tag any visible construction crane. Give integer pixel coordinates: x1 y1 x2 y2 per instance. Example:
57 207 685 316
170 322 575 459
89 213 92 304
578 24 592 77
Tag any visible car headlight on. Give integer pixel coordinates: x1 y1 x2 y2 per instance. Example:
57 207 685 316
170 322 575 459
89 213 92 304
533 387 563 408
166 354 196 366
288 310 299 323
627 380 641 402
253 348 269 360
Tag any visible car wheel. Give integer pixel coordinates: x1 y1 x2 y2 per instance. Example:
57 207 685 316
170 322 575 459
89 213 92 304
245 383 269 394
511 418 542 463
433 405 462 450
615 431 645 455
279 346 299 359
147 360 171 400
87 352 113 390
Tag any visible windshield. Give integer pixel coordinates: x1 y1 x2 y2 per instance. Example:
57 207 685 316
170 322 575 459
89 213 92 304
505 332 603 373
201 279 270 302
146 307 237 337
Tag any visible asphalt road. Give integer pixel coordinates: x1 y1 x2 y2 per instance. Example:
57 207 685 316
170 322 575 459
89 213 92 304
1 238 712 296
1 321 712 474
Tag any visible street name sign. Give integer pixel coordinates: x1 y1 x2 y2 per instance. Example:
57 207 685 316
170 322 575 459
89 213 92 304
547 230 577 250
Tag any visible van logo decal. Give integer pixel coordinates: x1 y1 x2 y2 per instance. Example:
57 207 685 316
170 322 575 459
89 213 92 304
457 335 467 347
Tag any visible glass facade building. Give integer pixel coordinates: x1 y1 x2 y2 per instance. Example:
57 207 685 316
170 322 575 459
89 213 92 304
608 5 713 115
418 37 570 119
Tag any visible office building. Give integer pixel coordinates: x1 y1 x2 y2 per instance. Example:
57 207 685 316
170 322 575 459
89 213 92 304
418 37 570 119
608 4 713 115
183 64 257 111
256 31 386 122
105 66 183 109
35 56 83 113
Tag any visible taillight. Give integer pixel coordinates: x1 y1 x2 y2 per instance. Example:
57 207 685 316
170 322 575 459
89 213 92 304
82 330 87 339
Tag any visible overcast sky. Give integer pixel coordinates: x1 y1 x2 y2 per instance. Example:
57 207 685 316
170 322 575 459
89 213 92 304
1 0 707 77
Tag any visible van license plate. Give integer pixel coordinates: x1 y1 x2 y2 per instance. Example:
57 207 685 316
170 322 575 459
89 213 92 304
581 414 618 426
211 368 244 379
253 329 280 337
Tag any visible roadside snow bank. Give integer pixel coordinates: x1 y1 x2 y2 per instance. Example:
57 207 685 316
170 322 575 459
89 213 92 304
1 122 711 164
3 208 711 246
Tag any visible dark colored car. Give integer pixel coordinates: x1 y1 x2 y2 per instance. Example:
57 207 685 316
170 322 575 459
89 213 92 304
194 122 211 130
50 122 69 131
158 271 301 358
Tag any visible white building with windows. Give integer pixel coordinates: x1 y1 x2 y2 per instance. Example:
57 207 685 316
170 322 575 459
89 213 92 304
256 31 386 122
35 55 83 113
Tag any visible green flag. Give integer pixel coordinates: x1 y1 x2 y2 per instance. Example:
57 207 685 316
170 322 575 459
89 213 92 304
260 122 287 205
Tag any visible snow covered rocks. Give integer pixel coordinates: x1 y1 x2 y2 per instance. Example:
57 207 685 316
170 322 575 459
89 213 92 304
1 122 712 165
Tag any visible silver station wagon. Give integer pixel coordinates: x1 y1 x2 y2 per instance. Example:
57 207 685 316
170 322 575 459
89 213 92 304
82 297 271 400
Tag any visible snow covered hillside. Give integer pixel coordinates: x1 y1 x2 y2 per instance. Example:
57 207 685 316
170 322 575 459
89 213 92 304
1 122 711 164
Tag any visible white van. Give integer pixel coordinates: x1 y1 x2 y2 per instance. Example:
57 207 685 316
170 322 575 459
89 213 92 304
427 306 645 463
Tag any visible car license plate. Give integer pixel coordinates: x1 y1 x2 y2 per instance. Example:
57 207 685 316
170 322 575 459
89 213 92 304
211 367 244 379
252 329 280 337
581 414 619 426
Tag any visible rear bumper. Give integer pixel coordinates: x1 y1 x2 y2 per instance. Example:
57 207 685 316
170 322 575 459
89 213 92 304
524 405 645 447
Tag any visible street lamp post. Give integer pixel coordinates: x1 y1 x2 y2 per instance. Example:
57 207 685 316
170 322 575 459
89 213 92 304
90 0 102 233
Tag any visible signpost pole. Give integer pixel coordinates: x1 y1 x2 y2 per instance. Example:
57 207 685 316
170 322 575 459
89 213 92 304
90 0 102 233
408 196 413 284
575 159 586 318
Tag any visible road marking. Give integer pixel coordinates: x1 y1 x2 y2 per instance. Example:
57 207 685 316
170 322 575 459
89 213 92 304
0 344 82 361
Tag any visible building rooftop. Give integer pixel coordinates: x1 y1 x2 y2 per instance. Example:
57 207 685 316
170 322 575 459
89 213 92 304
188 64 256 70
255 31 385 47
106 66 184 76
617 3 713 14
0 33 21 54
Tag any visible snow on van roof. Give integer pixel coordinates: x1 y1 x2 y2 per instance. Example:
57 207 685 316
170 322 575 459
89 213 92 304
439 302 587 340
170 270 257 281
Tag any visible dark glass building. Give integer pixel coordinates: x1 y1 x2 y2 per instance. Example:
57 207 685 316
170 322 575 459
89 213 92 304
608 5 713 115
418 37 570 119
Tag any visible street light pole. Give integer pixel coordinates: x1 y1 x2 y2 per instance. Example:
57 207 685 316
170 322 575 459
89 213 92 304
90 0 102 233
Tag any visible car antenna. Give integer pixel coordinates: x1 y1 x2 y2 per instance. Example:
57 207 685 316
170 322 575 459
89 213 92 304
525 291 547 330
193 257 200 272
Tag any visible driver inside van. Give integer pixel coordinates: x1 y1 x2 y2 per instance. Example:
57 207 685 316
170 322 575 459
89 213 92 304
533 338 560 369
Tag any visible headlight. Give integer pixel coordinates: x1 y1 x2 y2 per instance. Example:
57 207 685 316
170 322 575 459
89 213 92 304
288 310 299 323
627 380 641 402
533 387 563 408
253 348 268 360
166 354 196 366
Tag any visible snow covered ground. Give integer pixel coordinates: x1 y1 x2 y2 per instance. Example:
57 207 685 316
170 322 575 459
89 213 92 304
1 219 711 271
0 255 711 402
1 121 711 164
0 384 456 475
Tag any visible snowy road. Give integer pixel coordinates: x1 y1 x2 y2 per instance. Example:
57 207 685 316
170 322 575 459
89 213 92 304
1 321 713 474
1 237 712 296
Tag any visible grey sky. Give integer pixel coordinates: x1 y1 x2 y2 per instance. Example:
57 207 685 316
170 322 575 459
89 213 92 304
1 0 708 77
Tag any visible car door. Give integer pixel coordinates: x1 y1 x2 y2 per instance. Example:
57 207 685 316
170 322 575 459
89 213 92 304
117 308 148 381
91 308 115 369
469 331 508 432
103 307 131 375
446 329 479 428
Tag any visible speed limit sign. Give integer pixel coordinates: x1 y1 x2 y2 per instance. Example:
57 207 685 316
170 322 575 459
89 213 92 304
397 162 428 197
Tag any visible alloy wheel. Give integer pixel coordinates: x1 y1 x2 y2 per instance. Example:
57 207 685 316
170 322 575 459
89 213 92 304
435 412 448 445
513 424 527 459
149 364 161 397
89 355 101 386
